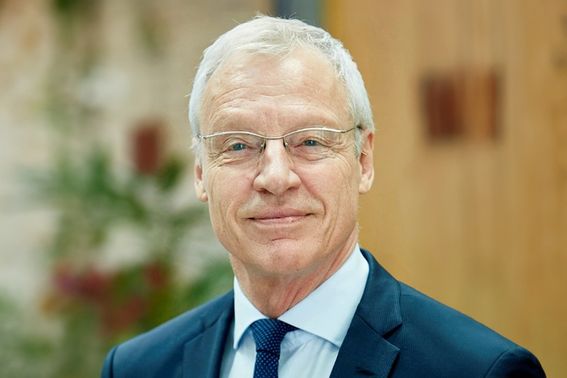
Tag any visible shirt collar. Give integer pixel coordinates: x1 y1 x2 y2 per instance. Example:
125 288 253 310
232 244 369 348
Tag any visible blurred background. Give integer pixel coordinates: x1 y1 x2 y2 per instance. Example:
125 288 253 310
0 0 565 377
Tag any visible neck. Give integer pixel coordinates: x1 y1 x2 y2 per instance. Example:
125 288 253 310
232 238 357 318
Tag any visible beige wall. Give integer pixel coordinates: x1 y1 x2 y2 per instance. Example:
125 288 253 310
326 1 567 376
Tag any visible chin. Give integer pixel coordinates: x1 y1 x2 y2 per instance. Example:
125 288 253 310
261 244 320 274
228 237 323 276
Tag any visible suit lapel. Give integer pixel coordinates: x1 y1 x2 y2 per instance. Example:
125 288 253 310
330 313 399 377
183 295 233 378
330 250 403 377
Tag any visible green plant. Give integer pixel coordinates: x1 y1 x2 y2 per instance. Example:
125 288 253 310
23 133 232 377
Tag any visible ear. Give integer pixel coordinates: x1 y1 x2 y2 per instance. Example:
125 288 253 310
358 131 374 194
194 159 208 202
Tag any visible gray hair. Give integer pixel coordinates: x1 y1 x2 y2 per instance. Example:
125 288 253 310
188 15 374 156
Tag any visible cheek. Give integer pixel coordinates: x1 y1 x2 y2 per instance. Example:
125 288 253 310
204 168 250 221
327 164 360 223
302 158 359 200
295 167 359 240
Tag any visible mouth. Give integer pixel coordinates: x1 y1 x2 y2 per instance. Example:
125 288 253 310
248 209 311 225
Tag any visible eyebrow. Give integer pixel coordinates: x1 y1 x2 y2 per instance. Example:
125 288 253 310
208 118 341 134
205 105 344 133
200 126 351 139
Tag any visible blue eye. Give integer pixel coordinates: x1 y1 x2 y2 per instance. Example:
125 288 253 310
302 139 320 147
230 143 247 151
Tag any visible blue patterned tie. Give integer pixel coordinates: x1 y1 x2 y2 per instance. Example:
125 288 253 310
250 319 297 378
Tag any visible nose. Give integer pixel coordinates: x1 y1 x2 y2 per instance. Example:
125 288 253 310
252 139 301 195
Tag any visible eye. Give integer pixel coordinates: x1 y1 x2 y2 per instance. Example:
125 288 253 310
221 136 257 153
302 139 321 147
219 134 262 158
286 129 340 161
293 133 331 149
228 142 248 151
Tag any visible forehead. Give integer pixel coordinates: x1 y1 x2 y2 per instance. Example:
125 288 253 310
200 48 350 133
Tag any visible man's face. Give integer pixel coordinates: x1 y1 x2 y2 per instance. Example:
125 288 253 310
194 48 374 280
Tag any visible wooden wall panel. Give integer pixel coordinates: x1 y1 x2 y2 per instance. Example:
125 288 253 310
325 1 567 376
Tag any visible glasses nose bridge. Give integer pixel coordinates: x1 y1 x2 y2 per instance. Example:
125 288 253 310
257 135 294 167
260 134 290 153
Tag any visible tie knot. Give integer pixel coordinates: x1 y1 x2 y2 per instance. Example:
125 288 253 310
250 319 297 353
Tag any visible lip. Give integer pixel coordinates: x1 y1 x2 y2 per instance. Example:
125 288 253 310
248 209 311 224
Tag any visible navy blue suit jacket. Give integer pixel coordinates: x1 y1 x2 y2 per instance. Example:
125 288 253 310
102 250 545 377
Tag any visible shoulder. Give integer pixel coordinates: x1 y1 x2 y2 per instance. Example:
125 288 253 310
359 249 545 377
101 291 233 378
116 291 233 355
395 281 545 377
398 283 511 350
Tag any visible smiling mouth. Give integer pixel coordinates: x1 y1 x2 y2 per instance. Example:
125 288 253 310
248 210 311 225
251 215 307 224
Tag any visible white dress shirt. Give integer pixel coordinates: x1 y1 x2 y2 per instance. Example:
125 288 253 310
220 245 369 378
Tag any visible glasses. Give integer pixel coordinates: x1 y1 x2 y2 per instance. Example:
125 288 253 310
196 126 359 165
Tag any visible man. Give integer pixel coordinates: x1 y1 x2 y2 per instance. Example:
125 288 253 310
102 16 545 378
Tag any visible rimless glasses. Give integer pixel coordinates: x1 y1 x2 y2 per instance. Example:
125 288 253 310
196 126 360 165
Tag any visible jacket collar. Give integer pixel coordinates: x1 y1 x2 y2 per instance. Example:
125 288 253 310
330 249 402 377
182 293 234 378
